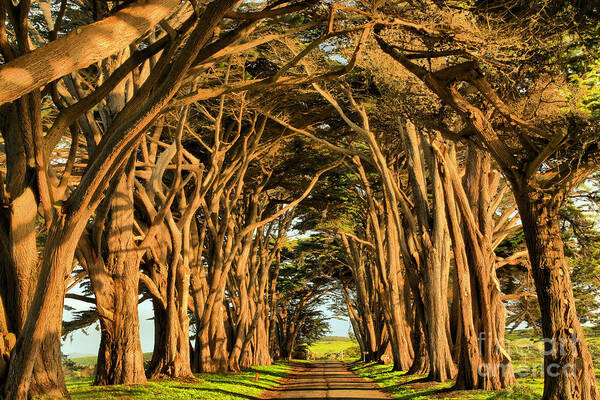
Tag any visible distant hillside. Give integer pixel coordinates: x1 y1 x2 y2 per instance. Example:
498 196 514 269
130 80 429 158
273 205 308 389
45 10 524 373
320 336 350 342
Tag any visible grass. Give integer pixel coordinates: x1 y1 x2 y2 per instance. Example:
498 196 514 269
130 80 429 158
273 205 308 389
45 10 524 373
348 329 600 400
60 329 599 399
308 339 359 359
65 361 291 400
350 362 543 400
309 340 356 354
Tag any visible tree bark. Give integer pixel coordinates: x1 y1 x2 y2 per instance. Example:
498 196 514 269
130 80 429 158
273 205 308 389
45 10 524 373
0 0 182 106
4 213 83 400
0 123 67 398
441 147 516 390
93 173 146 385
401 125 456 382
516 188 599 400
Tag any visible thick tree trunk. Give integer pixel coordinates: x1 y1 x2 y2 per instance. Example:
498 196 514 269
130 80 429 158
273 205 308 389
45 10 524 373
4 214 82 399
385 213 414 371
408 303 430 375
192 326 216 373
421 160 456 382
254 300 273 366
146 278 193 378
253 316 272 366
95 310 145 385
148 298 169 377
0 100 68 398
516 189 599 400
208 298 229 372
442 148 516 390
28 334 66 399
0 188 68 399
93 174 146 385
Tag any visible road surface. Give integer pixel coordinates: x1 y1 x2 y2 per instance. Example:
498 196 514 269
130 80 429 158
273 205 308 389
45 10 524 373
264 361 390 400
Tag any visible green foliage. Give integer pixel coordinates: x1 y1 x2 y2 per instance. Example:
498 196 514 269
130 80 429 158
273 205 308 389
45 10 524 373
65 362 291 399
277 235 336 349
296 310 331 347
570 60 600 118
293 168 365 235
62 355 85 372
561 199 600 325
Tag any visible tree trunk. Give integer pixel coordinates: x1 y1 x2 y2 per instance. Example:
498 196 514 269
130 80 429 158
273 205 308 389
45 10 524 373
408 302 430 375
4 213 82 399
253 314 272 365
146 267 193 378
0 188 68 399
0 99 68 398
148 297 169 377
516 189 599 400
208 297 229 373
95 310 146 385
442 148 516 390
94 175 146 385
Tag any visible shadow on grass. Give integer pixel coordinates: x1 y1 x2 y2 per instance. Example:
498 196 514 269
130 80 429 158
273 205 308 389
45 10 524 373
172 386 260 399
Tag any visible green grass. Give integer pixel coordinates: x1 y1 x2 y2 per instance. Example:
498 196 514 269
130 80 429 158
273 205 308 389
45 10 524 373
506 329 600 379
309 340 358 356
65 362 291 400
350 362 543 400
348 329 600 400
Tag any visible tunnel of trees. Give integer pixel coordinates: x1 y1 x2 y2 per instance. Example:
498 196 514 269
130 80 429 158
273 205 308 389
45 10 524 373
0 0 598 399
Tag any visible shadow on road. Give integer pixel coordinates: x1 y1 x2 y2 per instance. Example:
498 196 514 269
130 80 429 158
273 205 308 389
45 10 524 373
263 361 390 400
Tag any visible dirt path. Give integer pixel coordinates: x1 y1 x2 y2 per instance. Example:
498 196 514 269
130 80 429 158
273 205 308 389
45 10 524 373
263 361 391 400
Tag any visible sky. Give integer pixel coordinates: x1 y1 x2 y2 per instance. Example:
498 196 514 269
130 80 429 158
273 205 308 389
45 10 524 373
62 290 351 357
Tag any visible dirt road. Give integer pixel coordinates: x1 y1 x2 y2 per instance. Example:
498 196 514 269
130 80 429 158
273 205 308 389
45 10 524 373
264 361 390 400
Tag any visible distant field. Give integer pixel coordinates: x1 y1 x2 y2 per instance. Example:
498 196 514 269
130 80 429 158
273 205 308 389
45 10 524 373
308 339 359 360
71 353 153 367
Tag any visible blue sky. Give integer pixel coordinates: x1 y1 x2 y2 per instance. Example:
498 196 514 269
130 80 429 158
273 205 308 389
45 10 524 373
62 293 350 357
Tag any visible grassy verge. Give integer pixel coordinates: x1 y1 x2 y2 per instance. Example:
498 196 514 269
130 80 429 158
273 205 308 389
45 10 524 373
66 361 291 400
349 362 544 400
347 329 600 399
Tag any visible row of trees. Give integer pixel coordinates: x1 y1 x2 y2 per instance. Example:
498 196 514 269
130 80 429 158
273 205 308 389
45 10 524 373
0 0 598 400
0 0 370 397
